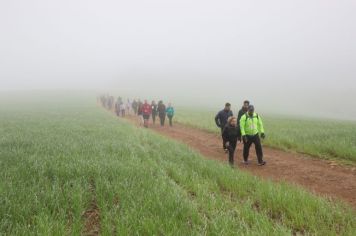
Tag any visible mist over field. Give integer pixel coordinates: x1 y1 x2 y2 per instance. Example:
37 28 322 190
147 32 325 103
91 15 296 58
1 0 355 120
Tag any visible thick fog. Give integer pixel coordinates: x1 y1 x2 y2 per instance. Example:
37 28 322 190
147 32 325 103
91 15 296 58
1 0 355 119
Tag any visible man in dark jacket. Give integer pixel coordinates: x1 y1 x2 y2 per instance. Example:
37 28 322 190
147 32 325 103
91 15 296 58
237 100 250 122
151 100 158 125
157 101 166 126
215 103 233 152
132 99 138 115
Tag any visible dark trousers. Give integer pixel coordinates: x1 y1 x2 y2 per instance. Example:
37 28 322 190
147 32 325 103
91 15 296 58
152 113 157 124
227 142 237 165
221 128 228 149
159 114 166 126
168 116 173 126
243 134 263 163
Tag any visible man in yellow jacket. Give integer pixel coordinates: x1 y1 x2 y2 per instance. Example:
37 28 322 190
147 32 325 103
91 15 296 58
239 105 266 166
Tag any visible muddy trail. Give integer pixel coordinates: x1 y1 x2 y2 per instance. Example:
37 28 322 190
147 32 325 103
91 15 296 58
123 115 356 208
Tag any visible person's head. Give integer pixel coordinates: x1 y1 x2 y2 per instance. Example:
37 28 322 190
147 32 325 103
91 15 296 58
224 103 231 111
248 105 255 116
243 100 250 110
152 100 156 105
228 116 237 127
168 102 172 107
144 99 148 104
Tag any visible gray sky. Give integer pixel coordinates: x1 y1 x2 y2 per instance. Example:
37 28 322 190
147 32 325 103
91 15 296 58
1 0 355 119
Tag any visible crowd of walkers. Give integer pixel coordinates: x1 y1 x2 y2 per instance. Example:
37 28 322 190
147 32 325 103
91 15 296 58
215 100 266 167
99 95 265 168
98 95 175 128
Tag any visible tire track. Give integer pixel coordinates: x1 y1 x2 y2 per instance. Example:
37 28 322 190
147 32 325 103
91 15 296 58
82 178 101 236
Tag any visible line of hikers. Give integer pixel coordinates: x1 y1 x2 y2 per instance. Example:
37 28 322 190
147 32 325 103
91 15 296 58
215 100 266 167
99 95 264 167
98 95 175 128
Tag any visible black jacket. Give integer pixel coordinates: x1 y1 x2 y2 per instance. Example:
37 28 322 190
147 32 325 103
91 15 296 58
215 109 233 128
237 107 248 123
222 124 241 147
158 103 166 116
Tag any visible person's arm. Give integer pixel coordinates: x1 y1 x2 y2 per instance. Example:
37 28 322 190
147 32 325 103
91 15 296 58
222 126 229 144
240 114 246 136
215 112 221 127
258 115 265 135
172 108 175 116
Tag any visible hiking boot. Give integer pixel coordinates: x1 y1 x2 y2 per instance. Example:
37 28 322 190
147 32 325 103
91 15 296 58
258 161 266 166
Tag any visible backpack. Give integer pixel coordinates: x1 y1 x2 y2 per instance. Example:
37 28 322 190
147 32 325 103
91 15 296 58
142 105 150 114
244 113 259 122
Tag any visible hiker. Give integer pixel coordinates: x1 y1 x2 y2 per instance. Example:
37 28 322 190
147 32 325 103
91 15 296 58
238 100 250 122
137 100 144 126
120 101 126 117
151 100 158 125
222 116 241 166
215 103 234 152
166 103 175 127
100 95 106 108
157 100 166 126
132 99 138 115
126 99 132 115
240 105 266 166
115 99 121 116
107 96 114 110
142 100 152 128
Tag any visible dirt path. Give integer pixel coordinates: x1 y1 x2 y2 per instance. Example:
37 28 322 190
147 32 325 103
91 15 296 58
82 178 101 236
124 115 356 208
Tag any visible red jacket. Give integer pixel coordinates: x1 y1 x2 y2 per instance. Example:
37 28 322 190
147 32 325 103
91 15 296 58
142 103 152 115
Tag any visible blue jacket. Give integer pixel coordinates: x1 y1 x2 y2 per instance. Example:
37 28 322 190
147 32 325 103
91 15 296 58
166 107 175 117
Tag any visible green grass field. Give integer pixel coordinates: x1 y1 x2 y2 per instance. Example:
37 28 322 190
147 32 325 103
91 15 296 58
175 108 356 164
0 95 355 235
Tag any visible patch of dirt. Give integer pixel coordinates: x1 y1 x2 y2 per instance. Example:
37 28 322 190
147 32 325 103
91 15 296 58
124 115 356 208
82 178 100 236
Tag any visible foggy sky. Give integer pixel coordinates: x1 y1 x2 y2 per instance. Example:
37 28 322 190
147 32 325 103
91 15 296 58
1 0 355 119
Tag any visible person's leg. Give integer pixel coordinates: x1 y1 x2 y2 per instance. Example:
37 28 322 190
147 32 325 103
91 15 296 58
153 114 156 124
140 115 144 126
253 135 264 164
221 128 227 150
144 115 149 128
169 116 173 126
227 145 235 166
159 115 163 126
162 115 166 126
243 136 253 162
